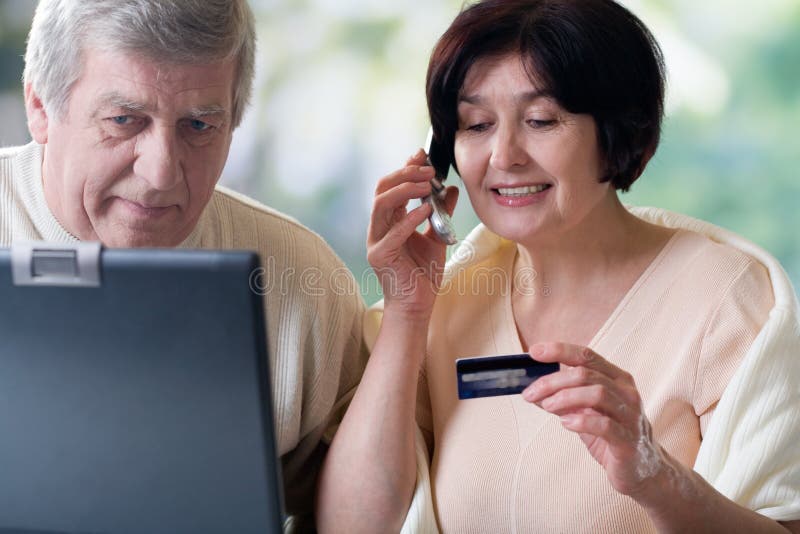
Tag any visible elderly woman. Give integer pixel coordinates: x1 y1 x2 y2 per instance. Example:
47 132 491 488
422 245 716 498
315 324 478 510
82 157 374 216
317 0 800 532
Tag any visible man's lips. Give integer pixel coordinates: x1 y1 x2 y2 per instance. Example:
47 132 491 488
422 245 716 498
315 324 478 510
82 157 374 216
116 198 177 217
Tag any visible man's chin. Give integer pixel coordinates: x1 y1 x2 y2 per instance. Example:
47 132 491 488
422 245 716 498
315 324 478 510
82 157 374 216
97 228 189 248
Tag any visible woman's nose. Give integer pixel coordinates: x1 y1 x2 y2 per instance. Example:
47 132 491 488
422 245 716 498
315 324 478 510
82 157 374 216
489 124 529 171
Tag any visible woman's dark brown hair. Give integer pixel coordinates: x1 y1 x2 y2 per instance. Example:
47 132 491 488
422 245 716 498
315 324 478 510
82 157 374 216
426 0 666 191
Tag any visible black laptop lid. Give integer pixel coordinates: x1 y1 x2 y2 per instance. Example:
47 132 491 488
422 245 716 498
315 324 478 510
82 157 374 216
0 243 284 534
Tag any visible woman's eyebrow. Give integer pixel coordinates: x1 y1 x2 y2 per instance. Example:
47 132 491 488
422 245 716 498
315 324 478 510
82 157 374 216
458 90 549 105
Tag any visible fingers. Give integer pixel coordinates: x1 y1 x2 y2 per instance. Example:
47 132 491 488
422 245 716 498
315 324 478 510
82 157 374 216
528 383 634 423
528 342 632 381
521 343 642 423
368 180 433 245
406 147 429 166
559 412 637 452
524 365 621 402
374 202 433 258
375 153 435 197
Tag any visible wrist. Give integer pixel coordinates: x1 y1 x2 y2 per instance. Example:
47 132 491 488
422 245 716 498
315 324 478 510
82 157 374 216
382 301 434 326
371 306 431 370
632 453 706 530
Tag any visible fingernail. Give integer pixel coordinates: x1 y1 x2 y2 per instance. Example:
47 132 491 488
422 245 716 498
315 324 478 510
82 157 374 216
521 384 536 402
560 415 577 426
530 345 545 359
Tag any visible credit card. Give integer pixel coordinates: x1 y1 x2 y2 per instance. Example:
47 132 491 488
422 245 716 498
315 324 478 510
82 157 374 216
456 353 559 400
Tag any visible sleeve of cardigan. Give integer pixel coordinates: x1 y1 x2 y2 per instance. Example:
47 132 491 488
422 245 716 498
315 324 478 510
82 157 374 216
694 259 774 434
693 294 800 521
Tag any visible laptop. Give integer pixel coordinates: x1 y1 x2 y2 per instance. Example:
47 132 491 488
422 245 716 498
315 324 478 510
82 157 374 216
0 242 284 534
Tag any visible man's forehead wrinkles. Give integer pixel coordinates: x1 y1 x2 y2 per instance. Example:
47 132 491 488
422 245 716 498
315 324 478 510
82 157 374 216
103 67 225 94
92 87 229 112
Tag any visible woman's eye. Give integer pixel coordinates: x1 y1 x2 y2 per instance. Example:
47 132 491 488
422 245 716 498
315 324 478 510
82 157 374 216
528 119 557 128
466 122 491 132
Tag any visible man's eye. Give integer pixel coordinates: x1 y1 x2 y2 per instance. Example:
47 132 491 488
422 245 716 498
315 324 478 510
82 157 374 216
107 115 145 130
187 119 212 132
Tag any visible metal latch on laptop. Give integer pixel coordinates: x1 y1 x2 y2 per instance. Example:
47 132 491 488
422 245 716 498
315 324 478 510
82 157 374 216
11 241 102 287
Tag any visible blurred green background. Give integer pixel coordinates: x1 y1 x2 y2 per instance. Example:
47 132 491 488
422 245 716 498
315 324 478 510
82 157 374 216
1 0 797 304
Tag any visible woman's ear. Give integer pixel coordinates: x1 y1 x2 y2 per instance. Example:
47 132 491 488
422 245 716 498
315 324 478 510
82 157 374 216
24 83 49 144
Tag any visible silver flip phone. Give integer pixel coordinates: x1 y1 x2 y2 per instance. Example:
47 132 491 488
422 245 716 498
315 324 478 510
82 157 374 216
423 128 457 245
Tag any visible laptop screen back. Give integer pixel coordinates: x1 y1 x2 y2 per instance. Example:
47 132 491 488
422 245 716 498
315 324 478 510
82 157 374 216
0 246 284 534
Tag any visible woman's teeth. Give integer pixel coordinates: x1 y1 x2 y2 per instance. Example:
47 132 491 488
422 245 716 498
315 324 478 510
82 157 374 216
496 184 550 196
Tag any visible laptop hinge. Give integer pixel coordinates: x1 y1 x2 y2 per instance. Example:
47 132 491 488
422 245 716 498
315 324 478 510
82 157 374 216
11 241 102 287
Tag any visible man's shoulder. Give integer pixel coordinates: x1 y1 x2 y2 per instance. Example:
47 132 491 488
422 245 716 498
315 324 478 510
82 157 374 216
208 186 367 330
0 143 38 164
1 145 38 241
212 184 302 225
1 143 40 183
0 144 26 160
1 145 27 181
208 185 351 272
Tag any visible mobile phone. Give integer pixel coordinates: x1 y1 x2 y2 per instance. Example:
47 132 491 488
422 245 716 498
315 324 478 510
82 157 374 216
423 128 457 245
456 353 559 400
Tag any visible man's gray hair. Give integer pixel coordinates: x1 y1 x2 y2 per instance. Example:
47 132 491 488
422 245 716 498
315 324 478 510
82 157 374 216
23 0 256 127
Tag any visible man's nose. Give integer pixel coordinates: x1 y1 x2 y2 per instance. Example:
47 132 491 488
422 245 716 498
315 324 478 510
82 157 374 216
133 126 182 191
489 124 529 171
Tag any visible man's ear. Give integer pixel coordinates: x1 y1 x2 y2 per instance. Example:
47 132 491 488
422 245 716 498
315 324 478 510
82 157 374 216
24 83 49 144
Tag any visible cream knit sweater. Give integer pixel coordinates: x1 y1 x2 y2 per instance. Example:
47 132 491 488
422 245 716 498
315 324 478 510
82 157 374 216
0 142 369 523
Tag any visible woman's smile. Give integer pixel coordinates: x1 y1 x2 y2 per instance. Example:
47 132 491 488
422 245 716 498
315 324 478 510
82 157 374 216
491 183 553 207
454 54 608 246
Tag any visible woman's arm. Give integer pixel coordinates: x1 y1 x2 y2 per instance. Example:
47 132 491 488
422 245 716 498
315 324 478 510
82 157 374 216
316 310 430 532
316 150 457 533
633 458 800 533
523 342 799 533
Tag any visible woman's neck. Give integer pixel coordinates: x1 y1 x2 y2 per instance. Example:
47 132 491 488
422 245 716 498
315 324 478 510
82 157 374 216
512 194 674 300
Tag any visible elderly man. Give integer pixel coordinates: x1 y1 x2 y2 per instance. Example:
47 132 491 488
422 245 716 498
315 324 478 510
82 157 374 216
0 0 368 528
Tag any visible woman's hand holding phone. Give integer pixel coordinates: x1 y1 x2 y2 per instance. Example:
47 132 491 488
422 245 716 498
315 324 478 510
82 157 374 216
367 149 458 317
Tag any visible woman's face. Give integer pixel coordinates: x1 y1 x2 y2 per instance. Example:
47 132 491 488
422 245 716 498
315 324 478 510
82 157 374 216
454 54 613 247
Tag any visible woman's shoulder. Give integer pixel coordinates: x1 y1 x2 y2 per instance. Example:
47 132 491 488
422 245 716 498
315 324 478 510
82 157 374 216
671 229 768 279
672 230 774 322
631 206 776 301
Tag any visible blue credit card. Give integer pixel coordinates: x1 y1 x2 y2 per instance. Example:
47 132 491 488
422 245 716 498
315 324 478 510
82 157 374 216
456 353 560 400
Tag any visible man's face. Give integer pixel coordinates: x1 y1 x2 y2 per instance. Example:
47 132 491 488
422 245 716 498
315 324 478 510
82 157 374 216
35 49 236 247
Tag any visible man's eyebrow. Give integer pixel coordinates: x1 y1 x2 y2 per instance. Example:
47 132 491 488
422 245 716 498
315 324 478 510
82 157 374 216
91 93 228 120
458 90 550 105
91 92 148 117
186 105 228 119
